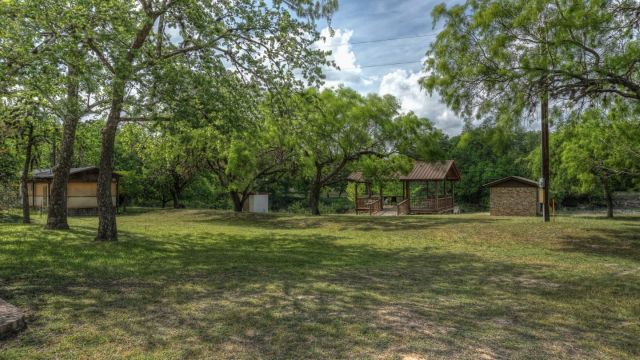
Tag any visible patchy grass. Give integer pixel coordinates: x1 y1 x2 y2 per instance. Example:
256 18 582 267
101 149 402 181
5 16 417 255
0 210 639 359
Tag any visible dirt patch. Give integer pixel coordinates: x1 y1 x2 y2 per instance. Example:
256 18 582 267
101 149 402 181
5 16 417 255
375 305 452 337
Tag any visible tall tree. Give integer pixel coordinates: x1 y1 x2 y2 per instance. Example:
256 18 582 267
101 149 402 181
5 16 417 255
1 1 107 229
201 127 294 212
157 65 295 212
554 104 640 218
288 88 431 215
1 95 53 223
423 0 640 221
80 0 336 240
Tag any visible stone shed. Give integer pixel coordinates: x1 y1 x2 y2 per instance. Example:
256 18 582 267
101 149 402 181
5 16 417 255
485 176 540 216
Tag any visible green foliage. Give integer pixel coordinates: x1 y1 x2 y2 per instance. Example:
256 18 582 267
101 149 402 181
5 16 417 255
73 120 103 167
284 87 442 214
551 103 640 205
424 0 640 123
116 122 206 207
446 121 538 206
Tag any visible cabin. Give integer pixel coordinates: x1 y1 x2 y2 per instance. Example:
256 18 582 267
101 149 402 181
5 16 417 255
484 176 540 216
25 167 120 216
348 160 461 215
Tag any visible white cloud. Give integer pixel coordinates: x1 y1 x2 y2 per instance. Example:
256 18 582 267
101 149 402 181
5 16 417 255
314 28 463 135
316 28 376 90
378 69 462 135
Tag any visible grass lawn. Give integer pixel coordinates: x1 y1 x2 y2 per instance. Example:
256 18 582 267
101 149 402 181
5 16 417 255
0 210 639 359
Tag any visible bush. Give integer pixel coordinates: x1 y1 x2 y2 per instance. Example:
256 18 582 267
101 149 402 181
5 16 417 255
0 182 19 211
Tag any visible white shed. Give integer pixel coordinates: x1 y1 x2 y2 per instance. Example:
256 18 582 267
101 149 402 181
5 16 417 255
244 193 269 213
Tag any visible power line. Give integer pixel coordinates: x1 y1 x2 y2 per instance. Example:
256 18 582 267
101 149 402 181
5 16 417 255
316 32 438 48
350 32 438 45
334 60 423 70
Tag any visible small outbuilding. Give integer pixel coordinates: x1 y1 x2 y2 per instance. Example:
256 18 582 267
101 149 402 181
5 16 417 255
25 166 120 216
484 176 540 216
243 193 269 213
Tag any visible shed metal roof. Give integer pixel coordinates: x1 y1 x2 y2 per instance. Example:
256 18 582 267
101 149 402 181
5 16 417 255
483 176 539 188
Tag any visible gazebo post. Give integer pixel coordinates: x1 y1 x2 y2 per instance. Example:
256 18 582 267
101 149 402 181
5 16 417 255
407 181 411 212
452 181 455 208
355 182 359 214
435 180 439 210
425 181 429 200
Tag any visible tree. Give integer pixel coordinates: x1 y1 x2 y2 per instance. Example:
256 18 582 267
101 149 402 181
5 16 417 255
423 0 640 221
446 121 538 207
154 128 204 209
201 127 294 212
1 0 108 230
160 67 295 212
554 104 640 218
288 88 431 215
424 0 640 115
75 0 336 240
0 95 54 223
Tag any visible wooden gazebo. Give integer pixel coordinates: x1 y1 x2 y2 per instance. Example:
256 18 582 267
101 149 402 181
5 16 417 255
348 160 461 215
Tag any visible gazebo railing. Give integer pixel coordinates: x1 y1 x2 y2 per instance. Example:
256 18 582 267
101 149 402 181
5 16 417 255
356 196 380 209
366 199 381 215
409 195 453 212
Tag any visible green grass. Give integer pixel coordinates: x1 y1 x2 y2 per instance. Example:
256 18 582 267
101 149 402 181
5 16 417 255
1 210 639 359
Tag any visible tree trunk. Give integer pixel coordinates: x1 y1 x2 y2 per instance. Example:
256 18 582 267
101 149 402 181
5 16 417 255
161 194 168 208
309 182 322 216
46 65 80 230
96 80 125 241
171 190 180 209
171 175 184 209
95 16 154 241
21 124 34 224
540 81 551 222
604 184 614 218
230 191 244 212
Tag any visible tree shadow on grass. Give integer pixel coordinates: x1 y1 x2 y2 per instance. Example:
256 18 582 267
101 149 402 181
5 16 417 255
558 226 640 261
1 225 639 358
0 211 24 224
187 210 504 232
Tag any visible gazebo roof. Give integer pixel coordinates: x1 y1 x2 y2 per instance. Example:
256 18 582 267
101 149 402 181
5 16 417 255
399 160 460 181
346 172 366 182
347 160 461 183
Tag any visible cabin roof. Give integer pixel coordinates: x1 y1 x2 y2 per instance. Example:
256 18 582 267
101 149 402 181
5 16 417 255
347 160 461 182
32 167 122 179
483 176 539 188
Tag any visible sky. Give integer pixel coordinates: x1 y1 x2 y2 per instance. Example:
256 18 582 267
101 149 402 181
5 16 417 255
315 0 463 135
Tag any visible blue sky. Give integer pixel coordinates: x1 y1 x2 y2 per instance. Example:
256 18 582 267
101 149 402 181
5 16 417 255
315 0 463 134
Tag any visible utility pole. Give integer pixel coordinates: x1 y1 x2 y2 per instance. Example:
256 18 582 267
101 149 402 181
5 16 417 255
541 81 550 222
